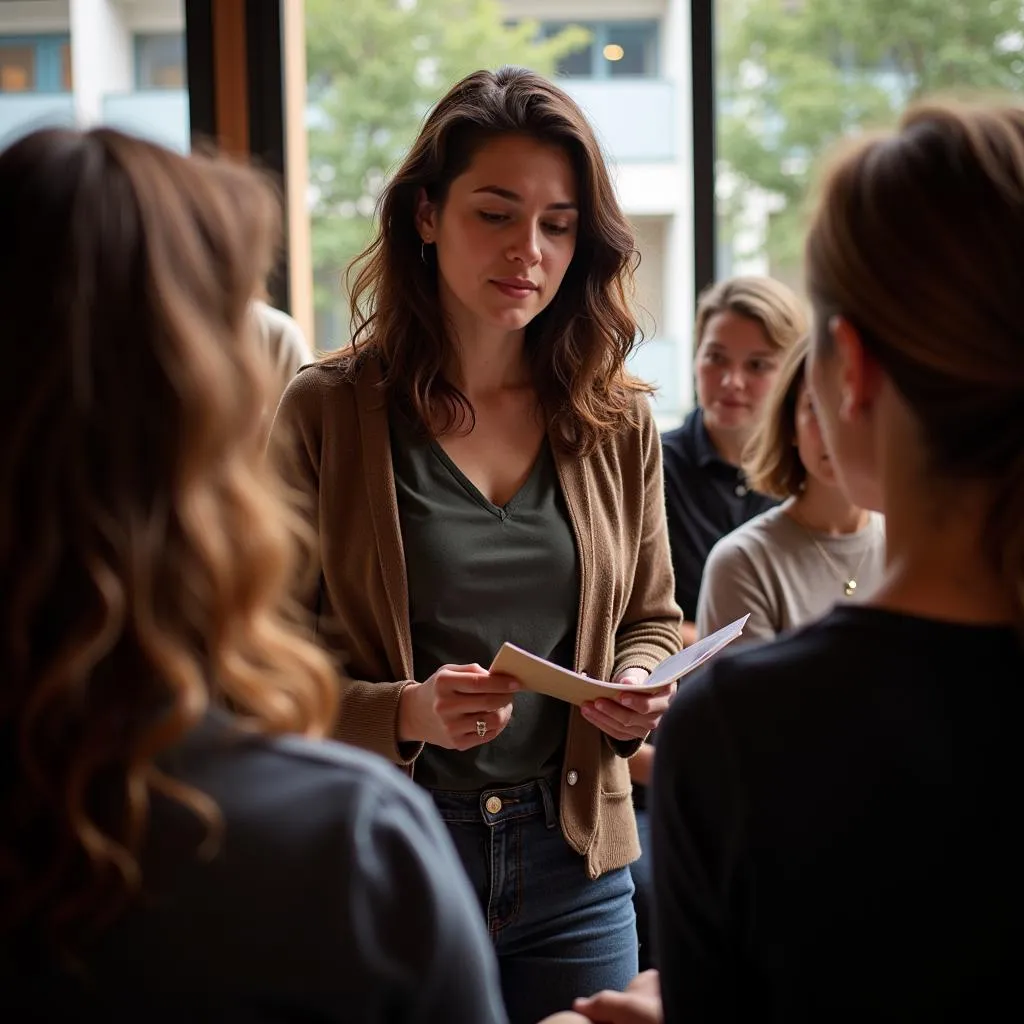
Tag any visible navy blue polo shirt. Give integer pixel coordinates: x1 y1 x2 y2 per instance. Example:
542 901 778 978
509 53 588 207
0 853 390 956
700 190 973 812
662 408 779 623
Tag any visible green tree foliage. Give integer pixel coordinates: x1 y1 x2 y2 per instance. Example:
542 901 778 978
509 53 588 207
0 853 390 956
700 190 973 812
718 0 1024 273
306 0 587 338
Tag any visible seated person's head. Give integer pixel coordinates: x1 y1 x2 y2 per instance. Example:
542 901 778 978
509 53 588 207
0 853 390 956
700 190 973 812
693 276 808 451
0 127 336 951
744 336 843 502
804 101 1024 629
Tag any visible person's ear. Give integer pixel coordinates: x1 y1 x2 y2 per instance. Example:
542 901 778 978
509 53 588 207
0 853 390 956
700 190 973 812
829 316 884 422
415 187 438 244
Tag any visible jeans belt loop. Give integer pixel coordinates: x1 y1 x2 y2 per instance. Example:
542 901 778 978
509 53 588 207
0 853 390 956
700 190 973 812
537 776 558 830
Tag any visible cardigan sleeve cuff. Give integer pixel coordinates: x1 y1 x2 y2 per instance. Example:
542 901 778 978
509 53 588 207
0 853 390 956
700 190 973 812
607 735 645 759
612 643 673 681
334 678 424 766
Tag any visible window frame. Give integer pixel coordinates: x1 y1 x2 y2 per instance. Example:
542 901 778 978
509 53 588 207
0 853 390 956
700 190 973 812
692 0 716 297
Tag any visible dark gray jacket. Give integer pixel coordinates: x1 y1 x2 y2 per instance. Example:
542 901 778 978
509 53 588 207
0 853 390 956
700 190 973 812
3 712 508 1023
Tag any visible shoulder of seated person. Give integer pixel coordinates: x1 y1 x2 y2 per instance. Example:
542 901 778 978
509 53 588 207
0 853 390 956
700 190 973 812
185 721 423 824
251 299 299 336
704 518 763 567
659 422 688 454
715 506 787 556
261 731 417 797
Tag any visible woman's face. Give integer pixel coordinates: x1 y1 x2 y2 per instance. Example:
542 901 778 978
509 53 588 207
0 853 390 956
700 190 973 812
793 379 839 489
695 311 782 439
806 314 884 511
416 133 579 339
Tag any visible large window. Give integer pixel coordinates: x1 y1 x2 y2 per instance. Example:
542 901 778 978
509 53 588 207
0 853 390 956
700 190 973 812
714 0 1024 290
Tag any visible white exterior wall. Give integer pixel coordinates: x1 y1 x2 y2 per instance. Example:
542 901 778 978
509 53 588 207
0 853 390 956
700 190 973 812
632 215 666 338
660 0 694 418
69 0 132 124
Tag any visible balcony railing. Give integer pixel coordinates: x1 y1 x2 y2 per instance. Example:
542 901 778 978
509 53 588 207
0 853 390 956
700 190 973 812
0 94 75 147
101 90 189 152
0 90 189 151
560 79 676 164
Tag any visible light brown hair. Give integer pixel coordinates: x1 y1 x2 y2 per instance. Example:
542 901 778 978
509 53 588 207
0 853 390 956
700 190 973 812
0 128 338 952
744 336 810 498
805 100 1024 640
694 275 808 355
340 66 651 456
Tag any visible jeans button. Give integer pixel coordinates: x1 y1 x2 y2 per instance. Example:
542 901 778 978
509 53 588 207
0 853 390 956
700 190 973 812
566 770 579 786
485 795 503 814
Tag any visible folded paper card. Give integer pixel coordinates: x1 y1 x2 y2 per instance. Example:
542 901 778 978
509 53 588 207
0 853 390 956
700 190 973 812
489 614 750 706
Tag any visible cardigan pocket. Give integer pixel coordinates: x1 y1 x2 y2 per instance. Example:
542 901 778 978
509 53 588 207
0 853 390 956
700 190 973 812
600 786 633 800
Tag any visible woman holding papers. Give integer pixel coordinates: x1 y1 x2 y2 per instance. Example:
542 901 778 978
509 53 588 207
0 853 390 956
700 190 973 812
696 336 885 644
272 68 682 1023
646 101 1024 1021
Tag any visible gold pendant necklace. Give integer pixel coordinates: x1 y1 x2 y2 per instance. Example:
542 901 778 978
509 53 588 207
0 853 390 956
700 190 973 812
787 506 879 597
808 535 871 598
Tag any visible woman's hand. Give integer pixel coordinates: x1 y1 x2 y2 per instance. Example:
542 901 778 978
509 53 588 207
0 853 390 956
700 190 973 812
580 668 675 742
568 969 664 1024
397 663 520 749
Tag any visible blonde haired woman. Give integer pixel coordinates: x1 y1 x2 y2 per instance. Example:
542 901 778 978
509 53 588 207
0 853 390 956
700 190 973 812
662 275 808 645
646 101 1024 1021
696 337 885 644
0 127 504 1022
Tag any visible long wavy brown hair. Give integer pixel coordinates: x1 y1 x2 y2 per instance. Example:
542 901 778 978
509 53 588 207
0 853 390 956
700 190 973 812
0 128 338 953
341 66 651 456
805 100 1024 641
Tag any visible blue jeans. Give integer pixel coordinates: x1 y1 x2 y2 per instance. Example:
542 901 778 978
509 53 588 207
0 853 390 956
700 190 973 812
631 807 656 971
430 777 638 1024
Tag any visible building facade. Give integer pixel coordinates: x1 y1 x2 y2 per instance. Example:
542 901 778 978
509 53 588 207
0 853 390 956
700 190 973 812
0 0 188 154
2 0 699 424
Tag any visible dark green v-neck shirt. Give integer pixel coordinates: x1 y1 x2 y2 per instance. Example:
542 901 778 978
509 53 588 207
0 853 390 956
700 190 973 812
390 410 578 791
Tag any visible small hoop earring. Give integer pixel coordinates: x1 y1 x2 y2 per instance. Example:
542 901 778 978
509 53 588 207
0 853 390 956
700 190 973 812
421 241 431 265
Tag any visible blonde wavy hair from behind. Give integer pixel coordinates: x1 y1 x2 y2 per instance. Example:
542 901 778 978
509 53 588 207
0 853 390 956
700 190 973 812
805 99 1024 642
744 336 811 500
0 128 338 953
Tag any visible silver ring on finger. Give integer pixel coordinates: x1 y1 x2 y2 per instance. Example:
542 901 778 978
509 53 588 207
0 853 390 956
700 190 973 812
476 719 487 737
